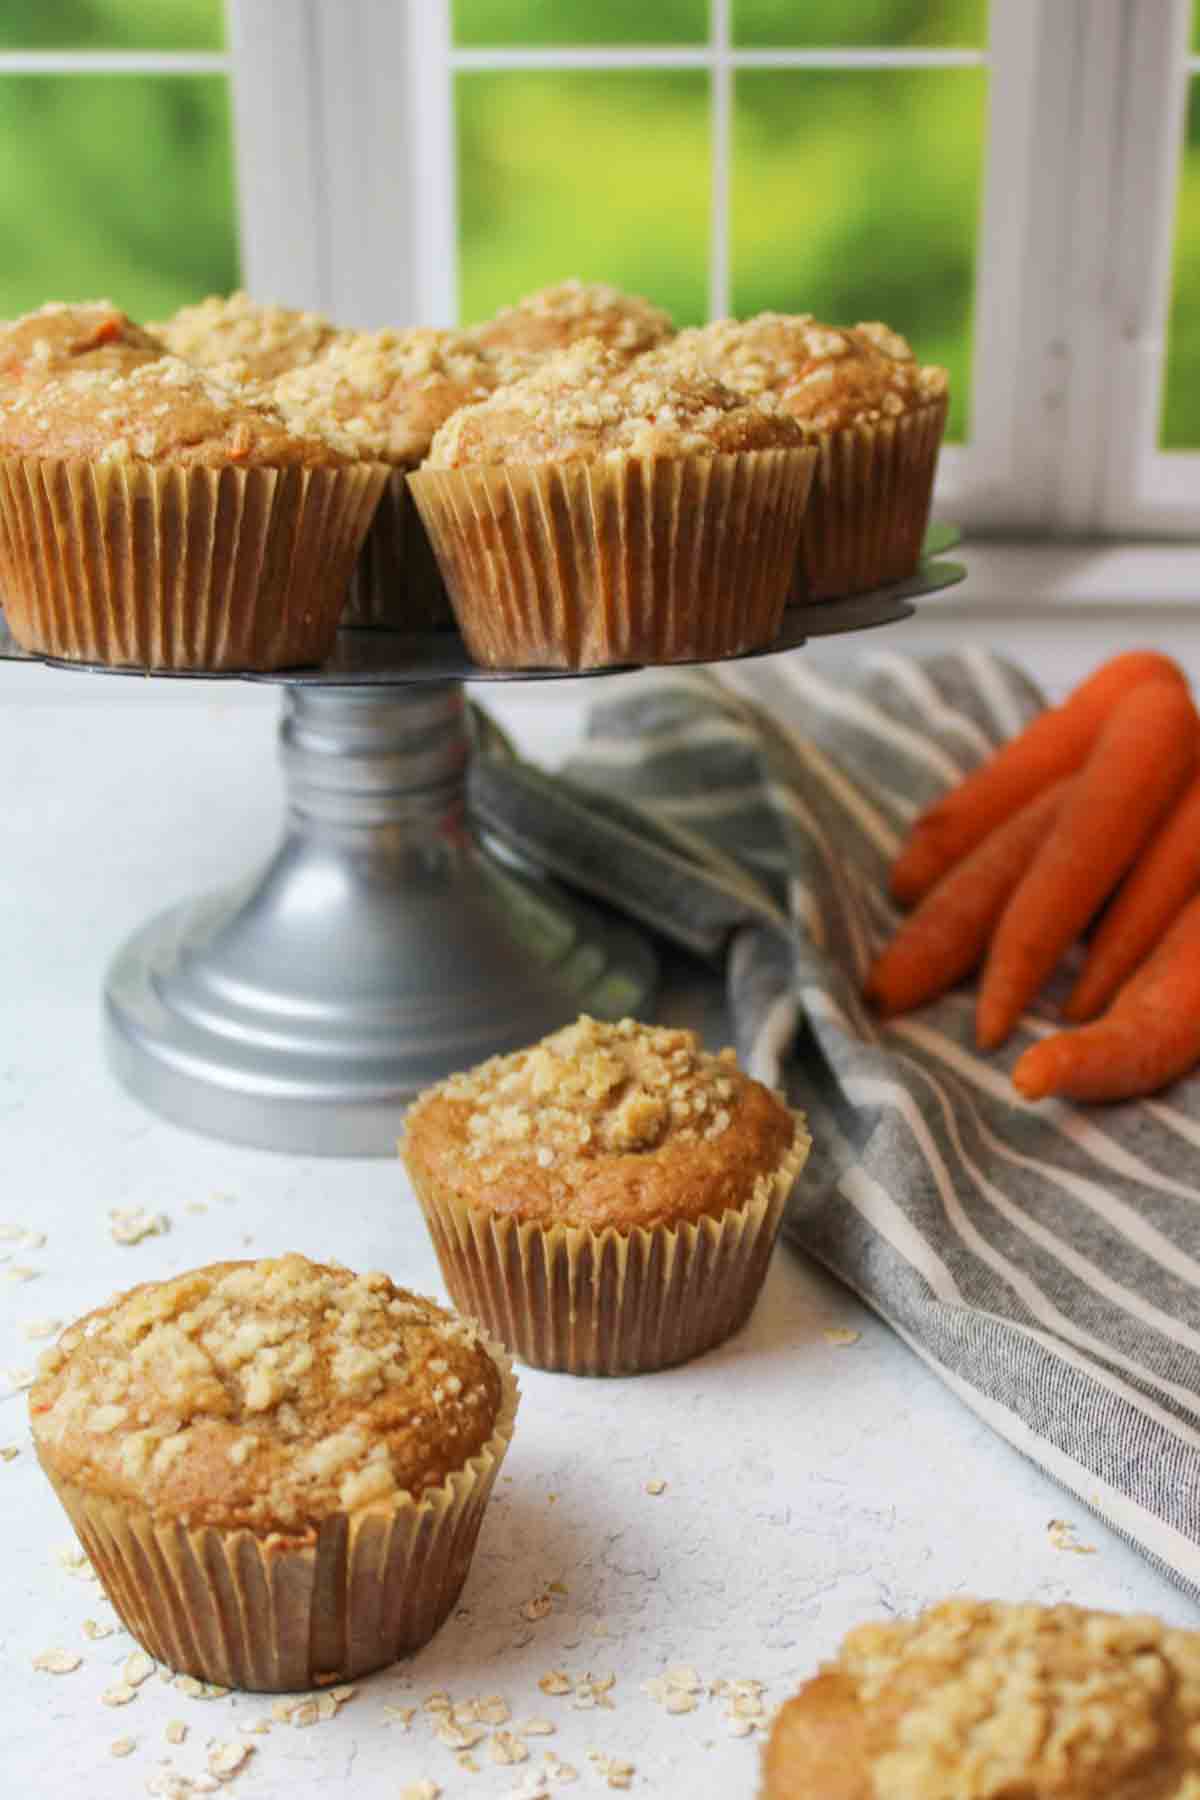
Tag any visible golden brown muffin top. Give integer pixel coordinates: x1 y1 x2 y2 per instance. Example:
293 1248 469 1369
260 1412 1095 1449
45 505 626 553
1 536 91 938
761 1598 1200 1800
0 353 373 469
471 277 675 358
270 326 503 465
29 1255 508 1534
403 1015 806 1231
0 301 164 382
424 338 811 468
152 289 339 379
665 313 948 433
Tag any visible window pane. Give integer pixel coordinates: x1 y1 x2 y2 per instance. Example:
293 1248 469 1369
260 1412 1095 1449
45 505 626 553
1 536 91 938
1161 78 1200 449
453 2 707 50
733 0 987 50
0 0 223 53
457 71 709 329
731 68 985 441
0 76 238 321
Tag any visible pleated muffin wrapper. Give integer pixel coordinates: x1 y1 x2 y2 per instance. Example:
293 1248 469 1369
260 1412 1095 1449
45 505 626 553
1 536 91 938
407 446 816 670
35 1343 518 1692
340 464 455 630
410 1122 811 1376
0 454 388 671
790 395 948 604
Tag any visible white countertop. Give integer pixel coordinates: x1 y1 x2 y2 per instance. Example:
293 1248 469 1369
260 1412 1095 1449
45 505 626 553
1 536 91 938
2 659 1195 1800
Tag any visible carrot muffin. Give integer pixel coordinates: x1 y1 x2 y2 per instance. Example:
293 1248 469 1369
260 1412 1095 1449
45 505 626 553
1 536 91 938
271 326 503 627
402 1015 810 1375
471 277 674 360
761 1597 1200 1799
28 1254 518 1690
0 300 164 381
664 313 948 601
408 338 817 668
0 327 386 670
151 289 339 380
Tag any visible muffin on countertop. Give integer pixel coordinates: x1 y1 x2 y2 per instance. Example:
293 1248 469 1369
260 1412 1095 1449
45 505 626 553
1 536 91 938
29 1254 518 1688
470 276 675 359
403 1015 810 1374
271 327 506 627
761 1597 1200 1800
660 312 949 602
0 308 387 671
151 288 339 379
410 338 816 667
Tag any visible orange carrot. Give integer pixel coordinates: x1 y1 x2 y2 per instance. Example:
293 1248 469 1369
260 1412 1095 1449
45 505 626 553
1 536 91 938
890 651 1190 905
1063 769 1200 1022
865 780 1069 1017
975 678 1198 1050
1013 893 1200 1100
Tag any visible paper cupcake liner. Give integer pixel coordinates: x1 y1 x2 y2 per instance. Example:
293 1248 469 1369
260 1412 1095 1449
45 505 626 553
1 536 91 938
0 456 387 671
36 1344 517 1691
408 447 816 670
790 397 948 603
410 1124 810 1376
340 465 455 631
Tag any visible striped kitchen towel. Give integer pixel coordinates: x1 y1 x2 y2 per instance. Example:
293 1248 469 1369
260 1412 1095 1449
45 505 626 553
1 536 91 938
472 649 1200 1602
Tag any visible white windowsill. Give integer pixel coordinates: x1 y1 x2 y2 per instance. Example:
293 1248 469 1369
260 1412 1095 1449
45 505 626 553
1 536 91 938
925 537 1200 608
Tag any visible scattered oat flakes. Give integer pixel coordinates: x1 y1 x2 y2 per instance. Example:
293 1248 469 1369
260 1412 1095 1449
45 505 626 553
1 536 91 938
492 1730 529 1765
33 1648 82 1674
166 1721 188 1745
208 1741 253 1781
175 1675 206 1698
102 1682 137 1706
0 1444 18 1461
477 1695 510 1725
55 1543 98 1580
544 1750 578 1783
1048 1517 1097 1555
124 1650 157 1687
726 1717 755 1738
423 1689 452 1714
588 1751 635 1790
21 1317 61 1340
83 1618 114 1640
384 1703 417 1729
238 1719 271 1736
0 1223 24 1241
644 1479 667 1496
185 1202 208 1215
290 1700 319 1728
437 1720 485 1751
521 1593 553 1622
400 1783 440 1800
110 1736 136 1758
329 1683 355 1703
518 1718 555 1737
823 1326 861 1346
539 1670 572 1697
4 1365 34 1391
571 1674 615 1711
5 1266 39 1283
109 1206 169 1246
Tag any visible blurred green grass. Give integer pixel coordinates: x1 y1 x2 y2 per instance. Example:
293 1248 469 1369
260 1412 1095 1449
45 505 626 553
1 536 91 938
1162 77 1200 451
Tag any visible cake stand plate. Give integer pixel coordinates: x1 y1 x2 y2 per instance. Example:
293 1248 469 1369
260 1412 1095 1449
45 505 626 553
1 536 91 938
1 544 963 1156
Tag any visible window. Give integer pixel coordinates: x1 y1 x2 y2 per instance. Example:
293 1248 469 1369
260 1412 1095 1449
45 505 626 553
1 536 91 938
0 2 237 322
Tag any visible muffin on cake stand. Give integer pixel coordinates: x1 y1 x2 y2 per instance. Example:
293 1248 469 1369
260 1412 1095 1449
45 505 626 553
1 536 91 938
0 534 962 1156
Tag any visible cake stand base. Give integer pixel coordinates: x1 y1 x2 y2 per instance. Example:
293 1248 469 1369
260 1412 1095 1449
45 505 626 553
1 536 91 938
103 683 657 1156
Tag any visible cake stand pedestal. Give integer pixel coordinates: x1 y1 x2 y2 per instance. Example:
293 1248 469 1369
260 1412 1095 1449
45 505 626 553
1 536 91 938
0 539 963 1155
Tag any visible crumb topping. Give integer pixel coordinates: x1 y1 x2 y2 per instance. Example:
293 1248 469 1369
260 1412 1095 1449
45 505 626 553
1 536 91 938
662 313 948 433
471 278 675 358
151 290 339 379
270 327 502 464
29 1255 505 1531
818 1599 1200 1798
424 339 809 468
403 1015 805 1230
0 353 370 469
0 301 164 383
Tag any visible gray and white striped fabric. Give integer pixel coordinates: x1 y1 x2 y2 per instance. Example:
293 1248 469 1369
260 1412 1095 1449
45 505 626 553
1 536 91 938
473 650 1200 1602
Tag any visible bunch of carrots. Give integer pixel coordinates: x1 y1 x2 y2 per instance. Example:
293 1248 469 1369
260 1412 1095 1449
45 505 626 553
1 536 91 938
864 650 1200 1104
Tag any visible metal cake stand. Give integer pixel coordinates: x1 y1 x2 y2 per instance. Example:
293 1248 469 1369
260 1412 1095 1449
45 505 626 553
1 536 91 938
0 540 963 1156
